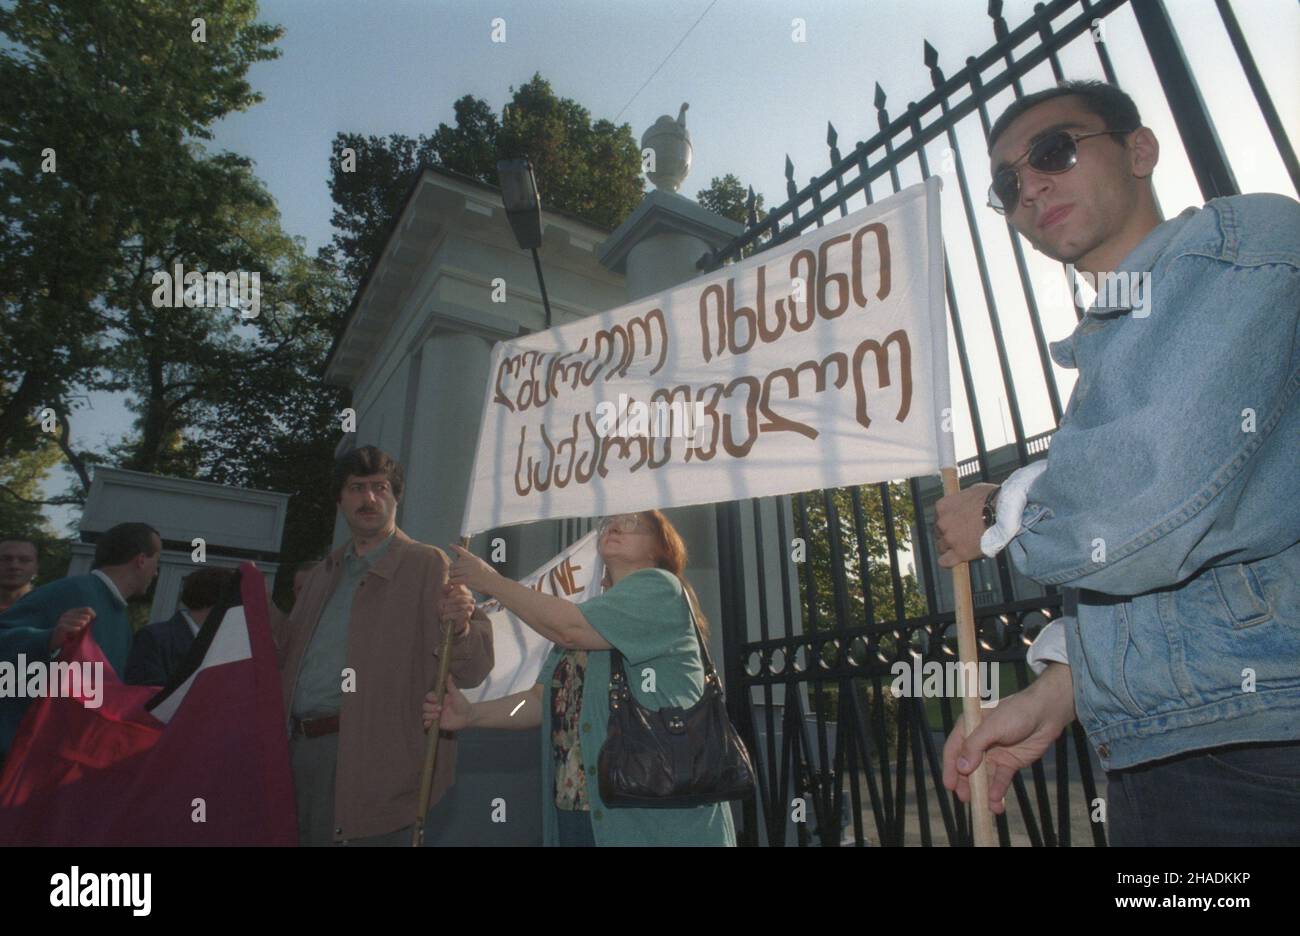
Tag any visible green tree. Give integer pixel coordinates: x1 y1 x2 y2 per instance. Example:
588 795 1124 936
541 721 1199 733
322 73 644 295
429 96 502 180
793 482 929 725
495 75 644 231
189 245 350 609
0 433 76 584
795 482 928 637
697 173 765 225
101 157 280 477
0 434 62 538
2 1 347 579
320 132 433 293
697 173 770 258
0 0 283 464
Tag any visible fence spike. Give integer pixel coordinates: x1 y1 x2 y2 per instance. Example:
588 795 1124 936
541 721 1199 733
989 0 1009 41
923 41 944 86
874 83 890 130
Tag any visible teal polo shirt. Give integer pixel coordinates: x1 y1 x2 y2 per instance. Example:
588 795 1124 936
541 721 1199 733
536 567 736 846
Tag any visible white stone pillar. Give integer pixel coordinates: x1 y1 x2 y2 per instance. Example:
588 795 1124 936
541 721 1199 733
598 187 747 670
400 330 495 552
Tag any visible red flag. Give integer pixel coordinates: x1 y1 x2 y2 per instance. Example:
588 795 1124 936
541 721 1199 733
0 562 297 845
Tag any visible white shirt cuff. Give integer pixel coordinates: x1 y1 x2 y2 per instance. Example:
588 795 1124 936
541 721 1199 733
979 460 1048 558
1026 618 1070 675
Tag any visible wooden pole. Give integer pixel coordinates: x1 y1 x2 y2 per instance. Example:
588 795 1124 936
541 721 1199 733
412 534 471 847
941 468 996 847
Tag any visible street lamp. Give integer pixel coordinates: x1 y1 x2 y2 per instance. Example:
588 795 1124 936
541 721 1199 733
497 157 553 329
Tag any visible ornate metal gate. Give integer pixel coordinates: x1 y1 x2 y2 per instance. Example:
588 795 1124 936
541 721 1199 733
703 0 1295 846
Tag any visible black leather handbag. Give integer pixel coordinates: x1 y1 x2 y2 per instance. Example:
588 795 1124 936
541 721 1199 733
597 593 756 808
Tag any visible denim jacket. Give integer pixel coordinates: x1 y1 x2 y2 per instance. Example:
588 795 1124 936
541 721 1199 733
1006 193 1300 771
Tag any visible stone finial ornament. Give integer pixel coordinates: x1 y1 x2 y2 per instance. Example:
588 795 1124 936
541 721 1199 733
640 103 692 192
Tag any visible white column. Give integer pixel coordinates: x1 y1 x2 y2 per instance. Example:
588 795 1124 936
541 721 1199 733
400 330 495 551
599 190 750 669
141 551 274 623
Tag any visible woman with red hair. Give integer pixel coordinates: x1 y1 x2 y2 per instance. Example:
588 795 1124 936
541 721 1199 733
428 510 736 846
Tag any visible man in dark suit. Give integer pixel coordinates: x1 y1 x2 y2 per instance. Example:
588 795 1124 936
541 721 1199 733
125 567 239 686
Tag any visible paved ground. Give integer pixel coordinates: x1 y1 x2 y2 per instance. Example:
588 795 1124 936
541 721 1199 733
754 730 1110 846
879 731 1108 846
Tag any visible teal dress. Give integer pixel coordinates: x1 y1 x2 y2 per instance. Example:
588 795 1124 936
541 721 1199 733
536 568 737 846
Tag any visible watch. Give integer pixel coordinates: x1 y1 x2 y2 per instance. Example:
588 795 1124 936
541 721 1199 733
981 486 1001 529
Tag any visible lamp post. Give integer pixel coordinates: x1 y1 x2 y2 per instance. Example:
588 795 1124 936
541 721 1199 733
497 157 553 329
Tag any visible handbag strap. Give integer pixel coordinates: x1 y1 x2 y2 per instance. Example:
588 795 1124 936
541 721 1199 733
607 580 721 697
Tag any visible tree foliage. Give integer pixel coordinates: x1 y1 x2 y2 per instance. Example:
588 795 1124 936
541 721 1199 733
0 435 62 536
795 481 928 643
697 173 765 226
697 173 770 259
0 0 283 465
792 481 929 725
1 1 340 595
321 73 644 294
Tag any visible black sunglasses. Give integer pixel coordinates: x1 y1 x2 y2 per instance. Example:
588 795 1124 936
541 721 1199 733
988 128 1135 215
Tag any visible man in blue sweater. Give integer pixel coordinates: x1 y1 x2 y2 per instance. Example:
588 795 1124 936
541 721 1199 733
0 522 162 758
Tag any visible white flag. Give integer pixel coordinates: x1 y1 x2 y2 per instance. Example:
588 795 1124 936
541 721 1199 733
460 531 604 703
461 176 951 536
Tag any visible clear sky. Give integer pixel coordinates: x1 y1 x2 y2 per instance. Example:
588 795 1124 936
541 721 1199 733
42 0 1300 533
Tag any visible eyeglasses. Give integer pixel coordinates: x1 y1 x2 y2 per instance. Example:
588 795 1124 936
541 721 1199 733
597 514 646 536
988 128 1135 215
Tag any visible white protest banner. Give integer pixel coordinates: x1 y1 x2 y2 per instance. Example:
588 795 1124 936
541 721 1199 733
461 176 951 536
460 531 604 703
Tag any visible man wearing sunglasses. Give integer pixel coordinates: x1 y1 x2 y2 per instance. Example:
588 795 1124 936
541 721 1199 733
937 80 1300 845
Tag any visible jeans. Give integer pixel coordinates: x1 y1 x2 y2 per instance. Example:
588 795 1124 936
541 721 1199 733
1106 739 1300 845
555 807 595 847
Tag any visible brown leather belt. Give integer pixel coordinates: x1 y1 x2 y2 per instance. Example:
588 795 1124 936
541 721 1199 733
292 714 340 738
291 714 455 741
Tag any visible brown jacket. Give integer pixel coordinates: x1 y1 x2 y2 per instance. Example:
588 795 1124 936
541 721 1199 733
275 528 494 841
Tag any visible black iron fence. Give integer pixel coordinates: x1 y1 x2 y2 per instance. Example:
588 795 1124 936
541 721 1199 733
701 0 1295 846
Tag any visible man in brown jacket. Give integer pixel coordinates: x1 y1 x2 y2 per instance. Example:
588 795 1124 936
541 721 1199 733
276 445 493 845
